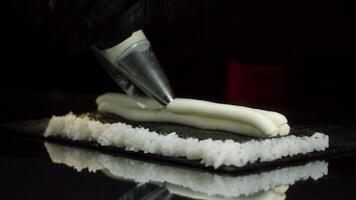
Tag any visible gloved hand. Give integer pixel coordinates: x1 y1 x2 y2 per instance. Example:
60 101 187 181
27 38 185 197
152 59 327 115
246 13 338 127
47 0 204 53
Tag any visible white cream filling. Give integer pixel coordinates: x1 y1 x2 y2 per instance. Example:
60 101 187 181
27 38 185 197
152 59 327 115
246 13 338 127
96 93 290 138
45 142 328 198
45 113 329 168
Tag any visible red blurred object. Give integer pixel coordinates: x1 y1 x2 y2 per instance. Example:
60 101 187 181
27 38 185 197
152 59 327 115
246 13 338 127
226 59 288 108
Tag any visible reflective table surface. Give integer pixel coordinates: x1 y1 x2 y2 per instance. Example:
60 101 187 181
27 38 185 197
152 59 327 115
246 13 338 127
1 125 356 200
1 93 355 199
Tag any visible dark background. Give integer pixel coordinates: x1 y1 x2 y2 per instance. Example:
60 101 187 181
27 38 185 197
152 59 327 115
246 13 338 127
0 0 354 122
0 2 355 199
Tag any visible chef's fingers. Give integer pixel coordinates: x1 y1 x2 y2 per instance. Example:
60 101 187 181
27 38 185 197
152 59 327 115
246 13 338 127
49 0 139 53
94 0 204 50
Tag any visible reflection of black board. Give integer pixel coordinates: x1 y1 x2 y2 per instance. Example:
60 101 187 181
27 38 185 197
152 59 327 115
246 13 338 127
1 112 356 174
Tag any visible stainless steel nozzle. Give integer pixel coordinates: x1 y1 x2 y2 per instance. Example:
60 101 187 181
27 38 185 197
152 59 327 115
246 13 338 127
93 30 174 106
116 40 174 105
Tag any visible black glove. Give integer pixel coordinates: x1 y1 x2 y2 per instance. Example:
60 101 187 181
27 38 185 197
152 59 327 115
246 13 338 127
47 0 204 53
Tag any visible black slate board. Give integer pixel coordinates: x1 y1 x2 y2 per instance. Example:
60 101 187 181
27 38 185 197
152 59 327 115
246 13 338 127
1 112 356 174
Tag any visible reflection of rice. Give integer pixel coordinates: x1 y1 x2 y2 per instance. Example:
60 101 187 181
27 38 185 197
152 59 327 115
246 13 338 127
45 113 329 168
45 143 328 198
165 184 288 200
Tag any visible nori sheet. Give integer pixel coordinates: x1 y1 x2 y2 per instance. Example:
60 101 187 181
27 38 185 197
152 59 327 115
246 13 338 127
1 111 356 174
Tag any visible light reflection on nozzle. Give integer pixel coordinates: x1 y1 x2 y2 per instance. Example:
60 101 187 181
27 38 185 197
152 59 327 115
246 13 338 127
115 40 174 106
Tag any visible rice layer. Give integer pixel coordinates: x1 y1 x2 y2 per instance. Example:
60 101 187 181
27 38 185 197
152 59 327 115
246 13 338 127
45 113 329 168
